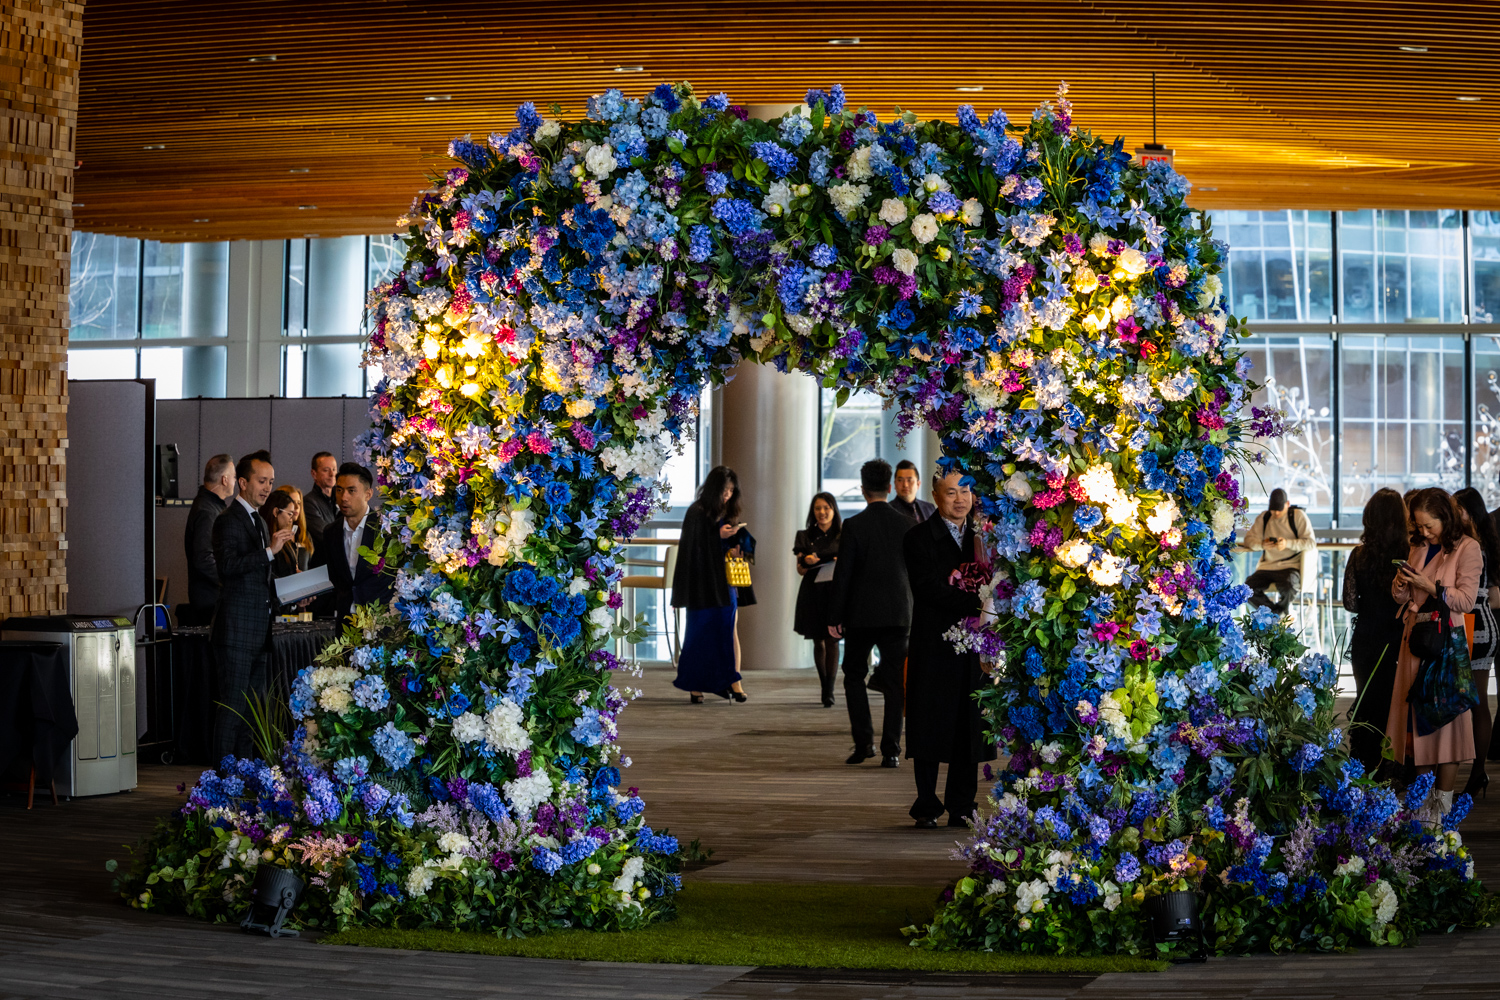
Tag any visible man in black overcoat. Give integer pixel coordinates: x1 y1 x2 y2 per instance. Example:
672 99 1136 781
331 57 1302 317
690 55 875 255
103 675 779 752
182 453 234 626
903 469 997 828
828 459 913 767
211 450 295 759
310 462 393 619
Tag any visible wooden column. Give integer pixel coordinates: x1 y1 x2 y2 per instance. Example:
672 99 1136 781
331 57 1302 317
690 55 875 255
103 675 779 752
0 1 83 614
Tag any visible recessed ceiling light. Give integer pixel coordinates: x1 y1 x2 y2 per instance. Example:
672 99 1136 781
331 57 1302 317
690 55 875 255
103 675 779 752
246 54 277 63
304 234 320 238
423 94 451 102
297 205 317 210
288 167 310 174
192 218 210 222
828 37 860 45
1199 186 1219 191
141 144 166 150
613 65 644 73
1458 95 1482 102
74 203 85 208
955 86 985 93
1399 45 1428 53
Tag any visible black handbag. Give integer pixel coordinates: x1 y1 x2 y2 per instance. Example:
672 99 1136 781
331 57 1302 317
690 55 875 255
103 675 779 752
1407 590 1447 661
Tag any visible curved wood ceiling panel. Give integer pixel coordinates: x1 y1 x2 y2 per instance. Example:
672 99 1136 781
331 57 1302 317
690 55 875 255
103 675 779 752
74 0 1500 241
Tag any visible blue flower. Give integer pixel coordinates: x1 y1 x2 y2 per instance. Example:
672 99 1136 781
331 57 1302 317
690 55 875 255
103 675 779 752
779 114 812 146
687 224 714 262
710 198 765 237
1074 505 1103 530
809 243 838 267
1114 853 1141 883
352 675 389 712
704 92 730 112
1293 684 1318 720
371 722 416 770
531 846 564 875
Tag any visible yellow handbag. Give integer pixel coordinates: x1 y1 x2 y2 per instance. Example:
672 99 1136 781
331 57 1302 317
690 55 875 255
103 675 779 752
725 554 753 588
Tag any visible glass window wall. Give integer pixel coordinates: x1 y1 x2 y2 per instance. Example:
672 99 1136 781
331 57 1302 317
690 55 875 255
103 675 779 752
1216 210 1332 322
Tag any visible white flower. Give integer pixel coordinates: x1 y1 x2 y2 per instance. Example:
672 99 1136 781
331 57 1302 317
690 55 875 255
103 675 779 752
612 855 645 894
845 146 874 181
1014 878 1050 913
535 120 562 144
1017 916 1032 930
1102 880 1122 911
1056 538 1091 569
985 878 1007 896
878 198 908 225
1333 855 1366 877
451 711 486 744
827 181 870 216
922 172 951 194
961 198 984 226
503 771 553 817
1088 552 1125 587
584 143 616 178
891 248 919 276
483 700 531 756
1077 463 1119 505
761 180 793 217
1004 471 1033 502
404 866 436 898
1106 495 1140 526
910 213 940 245
1145 498 1179 535
1370 878 1398 926
437 832 471 855
1210 501 1235 541
1115 246 1150 277
1039 741 1062 764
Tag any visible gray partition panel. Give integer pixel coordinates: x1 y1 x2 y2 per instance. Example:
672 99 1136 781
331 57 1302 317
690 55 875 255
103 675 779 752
271 397 347 489
157 398 203 493
203 398 277 471
69 380 152 618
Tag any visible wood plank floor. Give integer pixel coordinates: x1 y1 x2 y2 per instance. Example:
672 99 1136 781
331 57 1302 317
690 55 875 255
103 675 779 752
3 665 1500 998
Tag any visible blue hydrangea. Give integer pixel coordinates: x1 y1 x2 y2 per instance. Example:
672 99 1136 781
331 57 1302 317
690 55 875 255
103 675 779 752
587 87 627 122
710 197 765 237
807 148 831 186
1248 658 1276 695
687 224 714 262
1209 754 1236 789
1293 683 1318 720
531 846 564 875
430 591 465 624
779 114 812 146
371 722 417 770
703 170 729 196
352 675 389 712
635 825 679 854
1158 673 1190 710
749 141 798 178
1290 743 1324 773
1114 853 1141 883
333 755 370 786
1013 579 1046 619
703 92 730 112
570 707 606 747
809 243 837 267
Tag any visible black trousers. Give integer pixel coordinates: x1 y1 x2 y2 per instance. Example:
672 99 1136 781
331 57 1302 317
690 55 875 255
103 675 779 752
912 758 979 824
842 626 906 757
1246 567 1300 613
213 637 270 760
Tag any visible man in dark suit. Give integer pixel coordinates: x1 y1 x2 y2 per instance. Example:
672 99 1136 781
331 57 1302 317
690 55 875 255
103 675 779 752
311 462 391 619
211 449 295 760
889 459 936 523
903 469 997 829
182 453 234 626
305 451 340 541
828 459 913 768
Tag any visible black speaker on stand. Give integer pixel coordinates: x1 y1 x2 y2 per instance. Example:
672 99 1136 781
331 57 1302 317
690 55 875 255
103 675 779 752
156 443 179 499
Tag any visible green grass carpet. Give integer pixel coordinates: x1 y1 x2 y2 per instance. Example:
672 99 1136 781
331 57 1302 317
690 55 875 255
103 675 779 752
323 883 1165 974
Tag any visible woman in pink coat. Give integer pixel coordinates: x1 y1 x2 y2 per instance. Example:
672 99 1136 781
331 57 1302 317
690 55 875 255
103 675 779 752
1388 488 1481 817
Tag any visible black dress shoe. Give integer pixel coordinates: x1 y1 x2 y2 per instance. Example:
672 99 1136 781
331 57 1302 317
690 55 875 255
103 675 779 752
845 746 876 764
913 817 938 829
880 756 899 768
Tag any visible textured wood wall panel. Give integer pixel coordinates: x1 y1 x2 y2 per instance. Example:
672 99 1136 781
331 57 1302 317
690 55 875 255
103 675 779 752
1 0 81 615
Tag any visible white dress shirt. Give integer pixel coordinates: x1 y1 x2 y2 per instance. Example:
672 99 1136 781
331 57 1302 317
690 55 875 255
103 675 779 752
941 516 966 550
236 495 273 560
343 510 369 572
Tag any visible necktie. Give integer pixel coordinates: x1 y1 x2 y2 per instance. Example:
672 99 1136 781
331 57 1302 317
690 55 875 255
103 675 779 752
253 506 269 547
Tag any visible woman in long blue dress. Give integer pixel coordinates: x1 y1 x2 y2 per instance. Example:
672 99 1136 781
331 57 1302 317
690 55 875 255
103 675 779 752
671 466 754 703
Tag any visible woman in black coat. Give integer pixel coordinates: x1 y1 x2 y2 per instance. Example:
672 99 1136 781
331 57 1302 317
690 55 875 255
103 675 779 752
903 471 996 828
793 492 842 707
1342 487 1410 776
671 466 754 703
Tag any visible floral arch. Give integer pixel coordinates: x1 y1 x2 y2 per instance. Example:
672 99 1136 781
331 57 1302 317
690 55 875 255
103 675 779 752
131 81 1490 954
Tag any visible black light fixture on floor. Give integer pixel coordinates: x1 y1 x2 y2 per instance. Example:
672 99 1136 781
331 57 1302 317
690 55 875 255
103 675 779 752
240 865 304 938
1144 890 1207 962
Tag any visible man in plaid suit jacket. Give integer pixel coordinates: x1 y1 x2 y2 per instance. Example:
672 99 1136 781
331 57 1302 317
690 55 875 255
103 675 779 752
211 450 295 760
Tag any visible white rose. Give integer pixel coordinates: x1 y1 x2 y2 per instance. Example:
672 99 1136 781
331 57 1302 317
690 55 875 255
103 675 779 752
584 143 616 178
910 214 940 245
1056 538 1091 569
1210 501 1235 541
891 248 919 276
1115 246 1149 276
535 120 562 144
961 198 984 226
1004 471 1033 502
761 180 793 217
923 172 951 194
1088 552 1125 587
878 198 908 226
1145 497 1179 535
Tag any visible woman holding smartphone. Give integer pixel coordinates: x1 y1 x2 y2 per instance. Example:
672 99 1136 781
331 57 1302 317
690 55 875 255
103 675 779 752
671 466 753 703
793 492 842 707
1388 488 1482 820
1341 488 1409 775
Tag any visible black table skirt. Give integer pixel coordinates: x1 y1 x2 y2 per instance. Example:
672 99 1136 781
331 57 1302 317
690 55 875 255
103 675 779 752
0 641 77 784
172 622 338 765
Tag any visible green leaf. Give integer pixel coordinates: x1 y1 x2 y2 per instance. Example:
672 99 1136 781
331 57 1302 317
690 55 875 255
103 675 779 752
835 387 851 407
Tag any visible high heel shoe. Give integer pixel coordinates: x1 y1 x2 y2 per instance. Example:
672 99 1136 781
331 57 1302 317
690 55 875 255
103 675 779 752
1463 771 1489 799
731 690 748 703
690 693 704 704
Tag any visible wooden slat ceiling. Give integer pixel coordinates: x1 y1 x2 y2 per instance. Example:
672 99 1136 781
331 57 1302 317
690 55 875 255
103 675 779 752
74 0 1500 242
